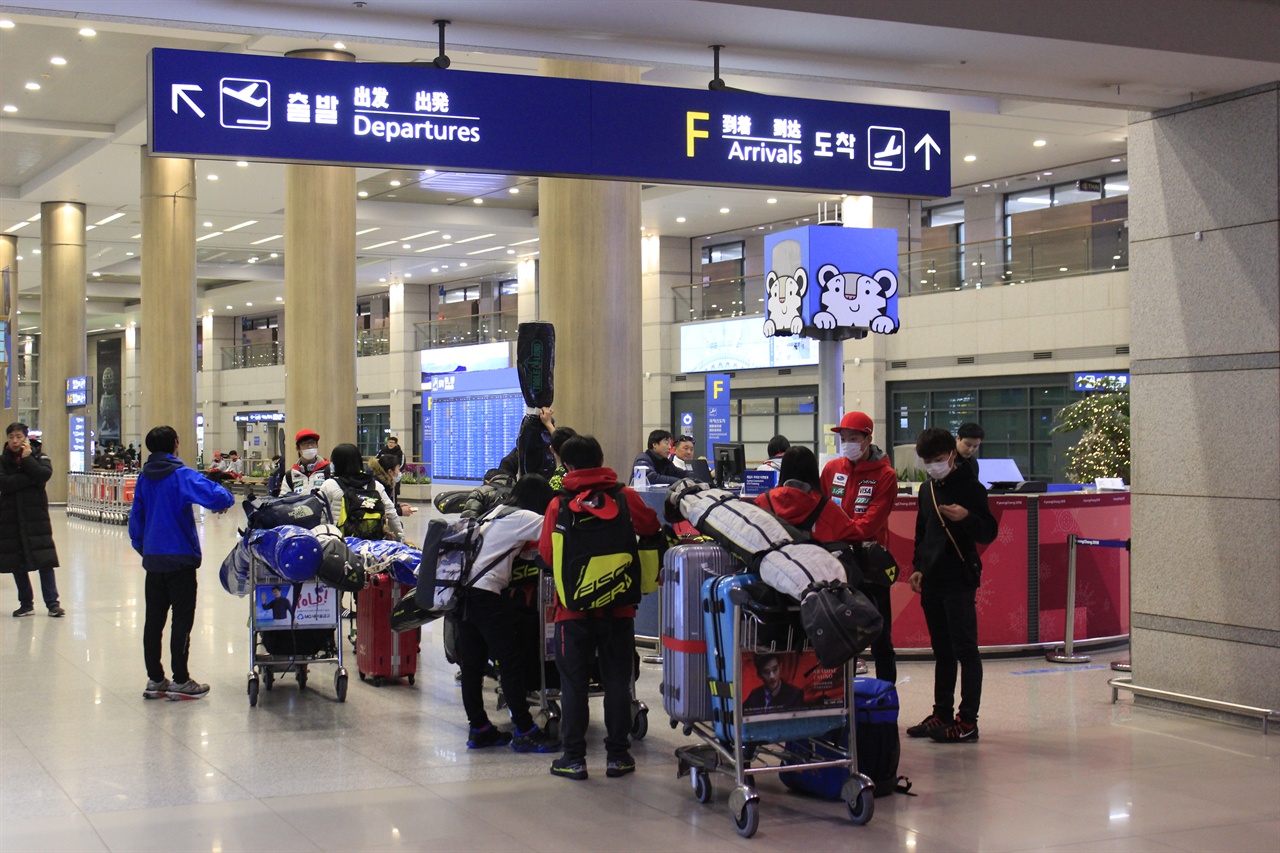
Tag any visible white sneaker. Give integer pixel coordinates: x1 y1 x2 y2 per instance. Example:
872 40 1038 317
167 679 210 701
143 678 170 700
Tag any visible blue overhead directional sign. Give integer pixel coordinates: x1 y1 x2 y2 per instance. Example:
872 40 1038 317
150 48 950 197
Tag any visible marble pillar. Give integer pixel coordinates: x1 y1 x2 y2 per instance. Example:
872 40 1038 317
0 234 16 427
38 201 86 502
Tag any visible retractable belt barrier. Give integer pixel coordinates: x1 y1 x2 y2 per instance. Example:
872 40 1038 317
66 472 137 525
1046 533 1132 665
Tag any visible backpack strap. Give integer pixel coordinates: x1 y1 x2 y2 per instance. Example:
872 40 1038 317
797 495 828 533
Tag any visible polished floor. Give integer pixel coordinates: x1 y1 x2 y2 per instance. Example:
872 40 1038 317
1 506 1276 853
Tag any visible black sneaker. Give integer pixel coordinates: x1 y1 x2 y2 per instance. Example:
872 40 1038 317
605 754 636 778
510 725 560 753
467 724 512 749
12 605 34 618
48 605 66 618
906 713 954 738
929 719 979 743
550 756 588 780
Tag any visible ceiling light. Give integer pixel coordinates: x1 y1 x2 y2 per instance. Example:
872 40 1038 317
79 28 96 36
269 253 278 258
247 258 257 264
415 243 450 253
5 221 29 231
403 273 412 278
203 221 213 227
676 217 686 223
251 234 282 244
1110 158 1122 163
389 180 401 187
131 233 141 239
1033 139 1047 147
245 302 253 306
50 56 67 66
963 155 977 162
431 267 439 273
333 42 346 49
27 213 39 221
94 212 125 225
378 277 386 283
472 198 484 204
402 243 411 249
196 231 223 241
32 248 41 254
355 227 379 235
85 224 96 231
719 207 730 213
981 183 991 188
275 296 283 302
400 231 437 240
507 249 515 254
362 240 396 250
466 245 506 255
223 220 257 232
226 305 233 310
25 82 40 91
1105 183 1129 192
2 105 16 113
0 20 14 29
1043 171 1053 176
357 190 369 198
509 238 539 246
453 233 494 244
509 187 520 194
207 174 219 181
441 234 451 240
458 262 467 267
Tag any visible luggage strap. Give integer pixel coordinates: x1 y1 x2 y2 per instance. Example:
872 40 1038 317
708 679 734 698
661 634 707 654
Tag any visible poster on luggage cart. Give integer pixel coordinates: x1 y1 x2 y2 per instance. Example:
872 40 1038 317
740 649 844 720
255 582 337 628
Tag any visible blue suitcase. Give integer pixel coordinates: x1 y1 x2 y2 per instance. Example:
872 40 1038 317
702 573 847 745
778 678 902 798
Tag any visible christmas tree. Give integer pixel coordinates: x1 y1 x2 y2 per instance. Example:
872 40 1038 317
1050 378 1130 484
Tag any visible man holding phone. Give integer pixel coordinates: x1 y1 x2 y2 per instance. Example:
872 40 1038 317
1 423 64 618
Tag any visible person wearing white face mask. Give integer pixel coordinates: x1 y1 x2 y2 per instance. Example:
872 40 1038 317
283 428 333 495
819 411 900 683
906 427 998 745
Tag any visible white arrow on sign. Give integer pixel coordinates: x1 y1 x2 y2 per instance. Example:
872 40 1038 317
914 133 941 170
171 84 205 118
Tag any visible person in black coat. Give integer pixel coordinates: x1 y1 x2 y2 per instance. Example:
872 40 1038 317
1 423 64 617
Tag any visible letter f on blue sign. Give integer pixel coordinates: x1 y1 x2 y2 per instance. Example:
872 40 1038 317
713 380 724 399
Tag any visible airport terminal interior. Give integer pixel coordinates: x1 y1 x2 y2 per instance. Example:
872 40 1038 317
1 1 1277 851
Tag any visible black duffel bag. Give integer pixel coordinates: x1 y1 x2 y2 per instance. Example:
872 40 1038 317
800 581 883 669
244 491 330 530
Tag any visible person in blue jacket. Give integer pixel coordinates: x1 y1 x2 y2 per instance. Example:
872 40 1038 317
128 425 235 701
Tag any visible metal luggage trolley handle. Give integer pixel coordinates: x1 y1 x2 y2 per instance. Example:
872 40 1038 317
674 590 876 838
245 549 349 706
66 471 136 524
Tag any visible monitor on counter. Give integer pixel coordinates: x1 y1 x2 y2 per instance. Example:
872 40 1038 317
712 442 746 489
976 458 1023 489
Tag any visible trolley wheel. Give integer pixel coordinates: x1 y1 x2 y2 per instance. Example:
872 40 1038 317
631 707 649 740
544 717 560 740
263 668 274 691
358 670 366 681
407 673 415 686
847 789 874 825
335 671 348 703
248 677 259 707
371 676 384 687
732 799 759 838
547 700 561 720
297 667 308 690
693 769 713 804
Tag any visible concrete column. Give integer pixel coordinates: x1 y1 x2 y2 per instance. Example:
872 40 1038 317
122 322 139 447
388 281 431 460
538 59 642 475
1127 83 1279 716
516 257 538 325
284 48 357 455
140 150 197 446
1 234 16 427
198 312 234 460
38 201 87 502
640 235 690 437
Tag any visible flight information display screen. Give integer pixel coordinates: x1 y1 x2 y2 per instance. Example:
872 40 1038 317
429 392 523 482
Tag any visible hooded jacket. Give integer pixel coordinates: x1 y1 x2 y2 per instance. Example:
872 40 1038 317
539 467 660 621
631 448 681 485
128 453 235 572
752 481 863 544
819 444 897 547
912 459 998 591
0 447 59 573
318 473 404 541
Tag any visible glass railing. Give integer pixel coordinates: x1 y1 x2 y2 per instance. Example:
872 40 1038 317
672 220 1129 321
415 310 518 349
356 329 390 357
221 341 283 370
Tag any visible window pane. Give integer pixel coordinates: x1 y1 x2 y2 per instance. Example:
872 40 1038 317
740 416 775 443
777 414 813 443
893 408 928 446
930 389 977 411
1030 443 1053 479
1006 188 1051 215
893 391 928 409
1054 183 1101 206
926 203 964 227
776 394 815 415
980 387 1027 408
740 397 775 415
980 409 1028 442
744 443 768 466
1103 173 1129 196
1031 386 1075 407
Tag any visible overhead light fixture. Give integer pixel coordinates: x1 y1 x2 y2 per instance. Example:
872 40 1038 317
766 198 777 204
466 245 506 255
275 296 283 302
400 230 437 240
334 42 346 50
676 217 686 223
1033 139 1047 147
203 221 213 227
131 233 141 239
32 248 41 255
357 190 369 198
92 271 101 277
453 233 494 244
79 27 96 36
362 240 397 250
94 212 126 225
458 262 468 267
402 243 411 249
509 187 520 194
509 237 539 246
506 249 515 254
389 180 401 187
270 253 278 258
441 234 451 240
250 234 282 245
719 207 730 214
196 231 223 241
431 267 439 273
355 227 379 235
207 174 219 181
226 305 233 310
2 105 16 113
963 155 977 162
404 272 413 278
0 20 14 29
415 243 450 253
223 219 257 232
25 82 40 91
378 277 386 283
6 221 29 231
27 213 39 221
1043 171 1053 176
1110 158 1123 163
247 258 258 264
50 56 67 66
472 198 484 204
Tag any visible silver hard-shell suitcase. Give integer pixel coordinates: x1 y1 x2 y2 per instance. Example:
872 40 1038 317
660 542 740 726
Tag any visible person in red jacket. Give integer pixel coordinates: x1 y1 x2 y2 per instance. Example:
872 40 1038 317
539 435 659 782
820 411 899 683
753 446 861 543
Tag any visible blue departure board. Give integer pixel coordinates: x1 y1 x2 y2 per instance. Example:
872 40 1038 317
430 393 523 482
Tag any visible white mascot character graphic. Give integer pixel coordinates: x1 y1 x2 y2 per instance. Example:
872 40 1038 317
811 263 899 335
763 267 807 336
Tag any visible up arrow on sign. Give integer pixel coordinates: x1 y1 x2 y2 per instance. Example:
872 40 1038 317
171 84 205 118
914 133 941 170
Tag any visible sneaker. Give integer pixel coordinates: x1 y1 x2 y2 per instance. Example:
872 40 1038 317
906 713 954 738
929 719 979 743
467 724 512 749
48 605 66 618
550 755 588 780
143 678 171 700
12 605 34 618
166 679 211 701
605 754 636 778
855 658 869 675
510 725 561 754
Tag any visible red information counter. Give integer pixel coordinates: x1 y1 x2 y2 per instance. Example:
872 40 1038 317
883 492 1129 654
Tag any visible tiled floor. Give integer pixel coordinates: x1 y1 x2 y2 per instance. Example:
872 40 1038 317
2 507 1276 852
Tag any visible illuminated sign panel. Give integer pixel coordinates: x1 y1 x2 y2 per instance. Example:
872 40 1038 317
151 49 950 197
66 375 89 408
680 316 818 373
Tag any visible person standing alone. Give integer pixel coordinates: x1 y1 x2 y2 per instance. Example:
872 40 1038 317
1 423 64 618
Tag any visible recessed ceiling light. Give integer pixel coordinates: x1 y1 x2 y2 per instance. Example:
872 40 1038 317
404 273 412 278
196 231 222 241
2 105 16 113
402 243 411 249
333 42 346 49
236 161 248 167
223 220 256 232
79 28 96 36
400 231 437 240
269 253 278 258
507 249 515 254
247 258 258 264
473 198 484 204
1033 139 1047 147
458 262 467 267
675 216 686 223
207 174 219 181
389 180 401 187
226 305 233 310
203 221 213 227
114 324 122 328
1043 171 1053 176
509 238 539 246
95 212 126 225
25 82 40 91
362 240 396 250
509 187 520 194
1110 158 1122 163
0 20 14 29
766 198 777 204
32 248 41 254
378 277 386 283
92 271 101 277
719 207 730 213
357 190 368 198
963 154 977 162
50 56 67 66
441 234 451 240
275 296 283 302
355 227 379 235
251 234 282 244
981 183 991 188
431 267 440 273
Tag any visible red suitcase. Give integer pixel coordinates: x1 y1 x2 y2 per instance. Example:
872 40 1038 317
356 575 420 686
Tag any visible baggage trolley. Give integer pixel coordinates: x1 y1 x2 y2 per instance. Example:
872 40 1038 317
498 572 650 741
674 582 875 838
246 551 349 706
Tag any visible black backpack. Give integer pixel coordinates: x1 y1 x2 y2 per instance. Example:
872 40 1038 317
338 477 386 540
552 485 642 611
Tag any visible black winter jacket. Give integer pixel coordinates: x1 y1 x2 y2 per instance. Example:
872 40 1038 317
912 461 996 592
0 448 60 573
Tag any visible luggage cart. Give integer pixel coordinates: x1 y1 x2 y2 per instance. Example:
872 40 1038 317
674 586 875 838
497 572 649 741
246 551 349 706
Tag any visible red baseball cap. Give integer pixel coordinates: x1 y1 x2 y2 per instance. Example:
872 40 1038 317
830 412 874 435
295 429 320 445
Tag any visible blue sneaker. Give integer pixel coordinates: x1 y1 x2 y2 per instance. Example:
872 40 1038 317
467 724 512 749
511 725 561 753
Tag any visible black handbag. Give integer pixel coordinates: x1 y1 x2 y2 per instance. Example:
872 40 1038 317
928 482 983 587
800 581 884 669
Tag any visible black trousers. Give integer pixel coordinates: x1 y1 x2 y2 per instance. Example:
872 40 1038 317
143 569 198 683
920 585 983 723
554 615 634 762
859 581 896 685
13 567 60 608
456 588 536 732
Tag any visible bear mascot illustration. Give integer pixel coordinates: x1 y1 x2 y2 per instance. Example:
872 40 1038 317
763 267 807 336
811 263 898 334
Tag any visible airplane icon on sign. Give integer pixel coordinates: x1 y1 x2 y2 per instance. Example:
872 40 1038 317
219 77 271 130
222 81 267 107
